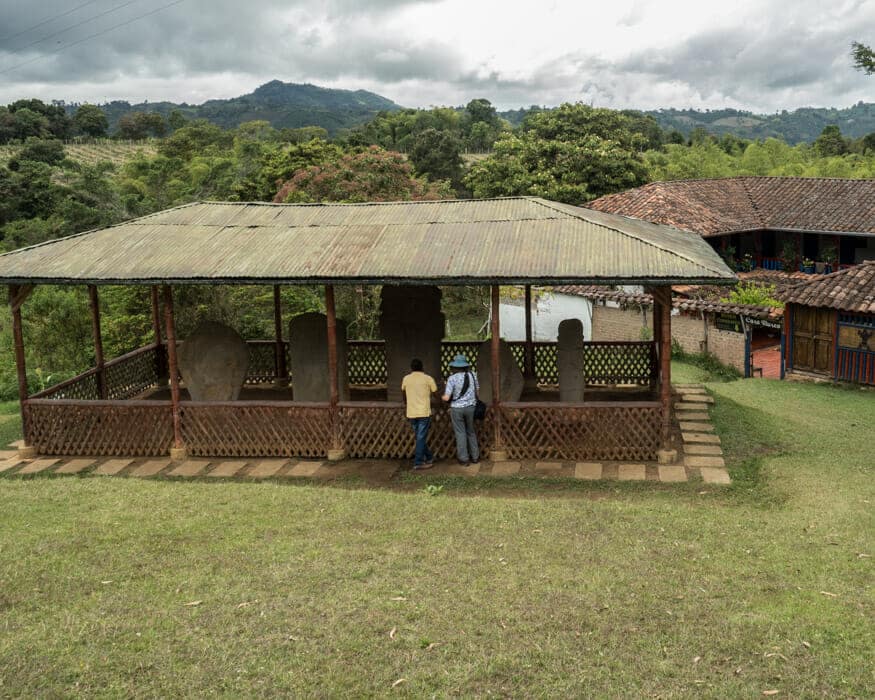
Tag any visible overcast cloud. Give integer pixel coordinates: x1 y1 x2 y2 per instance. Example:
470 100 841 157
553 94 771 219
0 0 872 111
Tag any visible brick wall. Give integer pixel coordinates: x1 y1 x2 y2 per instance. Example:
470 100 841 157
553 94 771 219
592 304 746 372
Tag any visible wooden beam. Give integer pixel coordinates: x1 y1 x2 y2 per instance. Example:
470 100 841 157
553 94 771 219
273 285 288 385
88 285 107 400
656 287 673 445
162 285 183 450
524 284 535 381
325 284 341 454
491 284 503 453
9 284 33 313
150 285 162 344
8 285 31 446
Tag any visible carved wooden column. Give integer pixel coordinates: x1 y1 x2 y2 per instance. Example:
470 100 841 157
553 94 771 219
273 285 288 387
88 285 107 400
162 285 186 460
490 284 507 461
9 284 35 458
325 284 345 461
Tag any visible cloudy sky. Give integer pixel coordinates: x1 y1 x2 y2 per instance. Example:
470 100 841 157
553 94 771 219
0 0 872 112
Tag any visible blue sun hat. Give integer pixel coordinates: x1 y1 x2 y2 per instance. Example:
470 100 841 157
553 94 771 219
448 354 471 369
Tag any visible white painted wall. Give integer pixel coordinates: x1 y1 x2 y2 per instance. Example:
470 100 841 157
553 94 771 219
499 291 593 341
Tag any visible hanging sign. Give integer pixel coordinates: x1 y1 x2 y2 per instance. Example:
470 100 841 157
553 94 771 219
715 313 743 333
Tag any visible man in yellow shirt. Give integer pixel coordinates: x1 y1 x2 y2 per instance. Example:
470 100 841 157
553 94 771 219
401 358 437 469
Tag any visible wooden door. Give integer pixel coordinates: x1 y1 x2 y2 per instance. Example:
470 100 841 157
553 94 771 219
792 306 834 374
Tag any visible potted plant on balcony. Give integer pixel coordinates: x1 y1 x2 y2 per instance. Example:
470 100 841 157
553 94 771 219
820 245 837 274
801 257 815 274
741 253 755 271
780 241 797 271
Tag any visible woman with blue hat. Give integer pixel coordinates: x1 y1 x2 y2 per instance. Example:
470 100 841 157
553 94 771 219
442 354 480 465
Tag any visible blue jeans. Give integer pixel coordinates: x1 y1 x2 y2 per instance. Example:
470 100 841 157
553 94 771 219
409 417 434 466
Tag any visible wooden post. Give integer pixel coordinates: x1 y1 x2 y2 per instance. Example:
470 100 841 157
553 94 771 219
162 285 186 460
523 284 536 389
88 285 107 400
9 284 36 457
656 287 673 447
649 288 662 387
325 284 344 461
490 284 506 460
150 285 167 382
273 285 288 386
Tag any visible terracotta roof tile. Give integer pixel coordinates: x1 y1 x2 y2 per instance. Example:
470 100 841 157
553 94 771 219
781 261 875 313
554 285 782 320
587 177 875 237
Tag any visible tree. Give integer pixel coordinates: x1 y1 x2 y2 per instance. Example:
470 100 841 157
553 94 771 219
814 125 849 157
465 103 649 204
8 99 71 139
851 41 875 75
11 139 66 167
72 104 108 137
409 128 463 187
116 111 166 139
273 146 452 203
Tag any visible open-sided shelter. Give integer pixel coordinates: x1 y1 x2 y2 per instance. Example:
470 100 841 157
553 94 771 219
0 197 735 463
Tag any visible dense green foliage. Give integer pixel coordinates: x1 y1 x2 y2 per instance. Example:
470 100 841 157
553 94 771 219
4 92 875 397
465 104 650 203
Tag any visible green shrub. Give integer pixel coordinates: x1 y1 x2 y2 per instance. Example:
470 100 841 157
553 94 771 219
671 341 741 381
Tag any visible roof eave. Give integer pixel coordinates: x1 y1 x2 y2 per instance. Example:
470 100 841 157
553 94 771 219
0 274 738 287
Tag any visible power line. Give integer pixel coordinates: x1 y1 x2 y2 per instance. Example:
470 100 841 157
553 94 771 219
10 0 143 55
0 0 185 76
0 0 103 44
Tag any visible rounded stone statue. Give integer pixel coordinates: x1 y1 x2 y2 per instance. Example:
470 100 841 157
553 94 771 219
557 318 585 402
178 321 250 401
476 338 524 403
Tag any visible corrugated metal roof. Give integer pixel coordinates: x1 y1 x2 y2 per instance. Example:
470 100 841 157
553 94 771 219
0 197 737 286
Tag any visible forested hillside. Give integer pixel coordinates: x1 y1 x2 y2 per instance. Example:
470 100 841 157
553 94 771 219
64 81 402 136
501 102 875 144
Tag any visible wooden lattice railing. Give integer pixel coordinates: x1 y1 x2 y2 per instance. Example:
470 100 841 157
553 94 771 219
26 399 174 456
240 339 656 387
179 401 332 458
340 402 493 460
499 402 662 461
32 344 165 401
105 344 165 399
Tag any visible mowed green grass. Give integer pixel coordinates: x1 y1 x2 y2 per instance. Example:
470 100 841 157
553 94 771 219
0 368 872 696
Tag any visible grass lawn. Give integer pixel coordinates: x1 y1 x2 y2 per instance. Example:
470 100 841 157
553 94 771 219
0 364 872 696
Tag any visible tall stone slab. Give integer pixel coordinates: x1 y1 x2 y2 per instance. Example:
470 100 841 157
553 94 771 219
476 338 524 403
178 321 249 401
288 312 349 402
379 286 445 401
557 318 585 402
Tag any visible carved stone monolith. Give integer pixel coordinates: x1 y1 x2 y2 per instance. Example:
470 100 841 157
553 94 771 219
557 318 585 402
476 338 524 403
178 321 249 401
379 285 444 401
288 312 349 402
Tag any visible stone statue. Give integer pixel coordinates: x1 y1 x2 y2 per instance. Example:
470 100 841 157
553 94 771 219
379 285 444 401
557 318 585 402
288 312 349 402
178 321 249 401
476 338 524 402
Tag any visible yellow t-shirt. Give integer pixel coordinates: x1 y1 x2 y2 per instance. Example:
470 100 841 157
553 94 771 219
401 371 437 418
